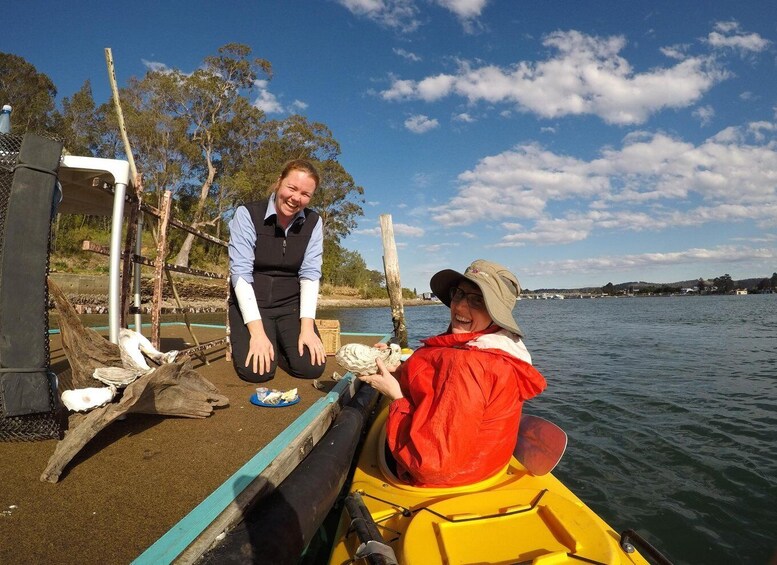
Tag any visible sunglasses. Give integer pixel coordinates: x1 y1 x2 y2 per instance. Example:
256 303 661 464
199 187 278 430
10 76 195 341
449 287 486 310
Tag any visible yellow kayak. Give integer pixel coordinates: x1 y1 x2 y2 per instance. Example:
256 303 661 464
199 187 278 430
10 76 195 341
328 401 656 565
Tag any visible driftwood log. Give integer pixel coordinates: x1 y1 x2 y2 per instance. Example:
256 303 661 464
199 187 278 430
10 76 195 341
49 277 123 390
43 278 229 483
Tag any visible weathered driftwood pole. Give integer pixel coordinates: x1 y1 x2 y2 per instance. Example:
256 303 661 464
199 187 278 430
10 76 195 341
379 214 408 348
151 191 172 349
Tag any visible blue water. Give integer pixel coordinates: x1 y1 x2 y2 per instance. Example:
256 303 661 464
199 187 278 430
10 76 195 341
320 295 777 565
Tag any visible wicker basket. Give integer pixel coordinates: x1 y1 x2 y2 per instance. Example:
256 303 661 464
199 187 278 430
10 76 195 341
316 319 341 355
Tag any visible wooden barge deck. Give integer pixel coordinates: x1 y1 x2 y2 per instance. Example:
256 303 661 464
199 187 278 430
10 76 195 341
0 323 383 564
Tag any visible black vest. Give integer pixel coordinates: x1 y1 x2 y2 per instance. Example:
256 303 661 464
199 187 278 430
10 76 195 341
239 198 320 309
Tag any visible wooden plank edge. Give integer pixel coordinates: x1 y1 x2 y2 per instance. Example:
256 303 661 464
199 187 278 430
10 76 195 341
174 387 356 563
132 335 388 564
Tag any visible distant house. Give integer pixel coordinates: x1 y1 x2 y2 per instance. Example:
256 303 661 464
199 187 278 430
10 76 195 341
735 289 748 295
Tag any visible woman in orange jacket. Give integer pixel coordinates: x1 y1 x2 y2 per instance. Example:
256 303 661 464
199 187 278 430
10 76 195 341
359 259 547 487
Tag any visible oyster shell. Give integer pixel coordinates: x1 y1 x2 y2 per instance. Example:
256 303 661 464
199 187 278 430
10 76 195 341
118 329 178 373
92 366 142 387
61 385 117 412
92 330 180 387
335 343 401 376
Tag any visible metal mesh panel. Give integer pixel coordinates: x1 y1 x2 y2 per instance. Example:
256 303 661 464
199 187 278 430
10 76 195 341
0 374 65 441
0 132 64 441
0 133 22 266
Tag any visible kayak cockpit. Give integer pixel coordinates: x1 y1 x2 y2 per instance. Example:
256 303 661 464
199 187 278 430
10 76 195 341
329 403 651 564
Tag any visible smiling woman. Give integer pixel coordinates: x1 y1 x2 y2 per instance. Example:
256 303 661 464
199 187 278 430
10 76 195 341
227 159 327 385
356 259 546 487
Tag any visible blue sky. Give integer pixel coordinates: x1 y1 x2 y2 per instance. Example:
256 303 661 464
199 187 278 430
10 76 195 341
4 1 777 291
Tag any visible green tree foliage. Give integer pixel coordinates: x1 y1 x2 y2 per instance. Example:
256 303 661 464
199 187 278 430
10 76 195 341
312 159 364 245
60 80 102 156
323 244 369 287
602 282 615 295
713 273 735 294
771 272 777 290
0 52 59 134
5 48 368 287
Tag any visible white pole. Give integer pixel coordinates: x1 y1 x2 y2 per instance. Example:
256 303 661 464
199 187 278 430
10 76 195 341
108 182 127 343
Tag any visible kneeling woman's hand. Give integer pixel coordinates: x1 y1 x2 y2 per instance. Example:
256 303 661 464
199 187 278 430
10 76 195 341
358 358 403 401
299 319 326 366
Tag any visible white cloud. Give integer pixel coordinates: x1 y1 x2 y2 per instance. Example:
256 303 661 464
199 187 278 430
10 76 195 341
526 246 777 277
693 105 715 126
434 0 488 19
412 172 433 187
660 44 689 60
453 112 475 123
252 79 305 114
498 216 593 247
430 121 777 245
142 59 172 73
381 29 729 125
337 0 487 32
393 48 421 62
748 121 776 142
356 223 425 236
433 0 488 33
405 114 439 133
336 0 420 32
420 242 459 252
706 21 771 53
394 223 426 236
253 79 283 113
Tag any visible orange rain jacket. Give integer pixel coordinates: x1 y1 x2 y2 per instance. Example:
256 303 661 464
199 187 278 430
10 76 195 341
386 327 547 487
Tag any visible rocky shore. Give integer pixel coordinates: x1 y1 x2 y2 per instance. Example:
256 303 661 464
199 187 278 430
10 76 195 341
48 273 433 314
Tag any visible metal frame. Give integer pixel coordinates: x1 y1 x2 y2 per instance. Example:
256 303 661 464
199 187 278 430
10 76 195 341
58 155 133 344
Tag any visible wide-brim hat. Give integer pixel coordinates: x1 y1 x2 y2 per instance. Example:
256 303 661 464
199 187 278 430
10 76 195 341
430 259 524 337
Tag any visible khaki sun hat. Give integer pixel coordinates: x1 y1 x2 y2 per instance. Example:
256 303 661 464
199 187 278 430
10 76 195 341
430 259 524 337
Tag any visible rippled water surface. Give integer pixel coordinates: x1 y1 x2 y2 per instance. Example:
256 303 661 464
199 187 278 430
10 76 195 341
321 295 777 565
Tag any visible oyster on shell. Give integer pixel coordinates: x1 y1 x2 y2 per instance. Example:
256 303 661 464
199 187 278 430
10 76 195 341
61 385 117 412
335 343 402 376
92 329 179 387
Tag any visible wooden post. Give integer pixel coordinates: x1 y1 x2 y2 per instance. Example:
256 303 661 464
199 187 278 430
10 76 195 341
225 277 232 362
379 214 408 348
164 269 208 365
105 48 138 185
151 191 172 349
120 198 139 330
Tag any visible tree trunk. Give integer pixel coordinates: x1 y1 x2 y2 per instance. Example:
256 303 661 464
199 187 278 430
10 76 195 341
174 231 196 268
173 143 216 267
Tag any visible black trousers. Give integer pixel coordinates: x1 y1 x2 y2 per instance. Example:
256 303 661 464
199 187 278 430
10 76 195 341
228 301 325 383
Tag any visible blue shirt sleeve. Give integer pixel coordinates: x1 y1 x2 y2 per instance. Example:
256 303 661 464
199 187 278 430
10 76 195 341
299 216 323 281
228 206 256 287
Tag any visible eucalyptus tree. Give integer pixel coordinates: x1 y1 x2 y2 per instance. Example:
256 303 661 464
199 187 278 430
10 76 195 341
159 43 272 267
0 52 59 134
112 73 191 209
59 80 102 156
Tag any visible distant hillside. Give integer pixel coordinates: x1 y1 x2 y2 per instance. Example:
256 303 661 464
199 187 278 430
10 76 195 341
533 275 775 293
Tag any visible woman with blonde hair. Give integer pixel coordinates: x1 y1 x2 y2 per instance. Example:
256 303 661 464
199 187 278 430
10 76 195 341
227 159 326 383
